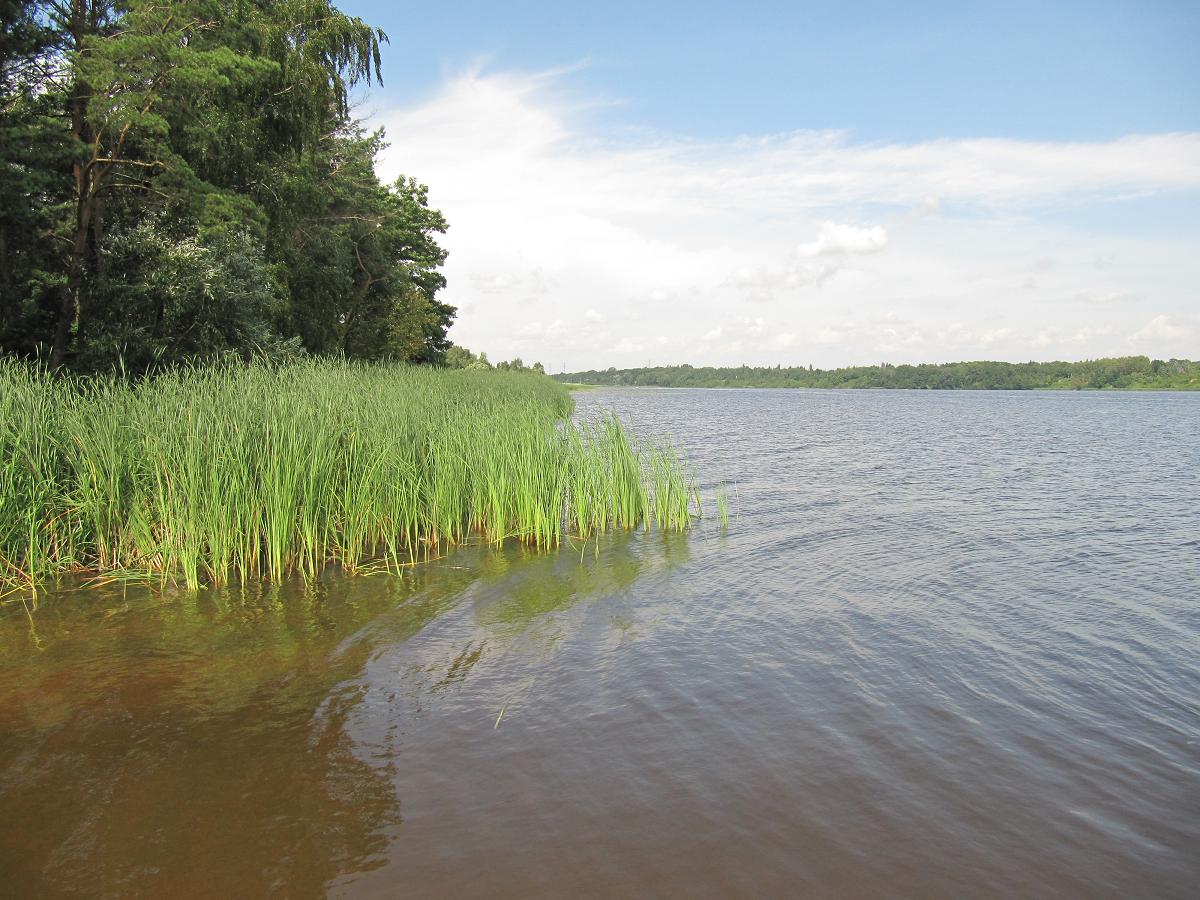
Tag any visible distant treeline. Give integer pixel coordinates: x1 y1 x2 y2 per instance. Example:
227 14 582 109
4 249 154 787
555 357 1200 391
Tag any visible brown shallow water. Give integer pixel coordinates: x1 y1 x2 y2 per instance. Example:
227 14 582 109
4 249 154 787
2 388 1198 898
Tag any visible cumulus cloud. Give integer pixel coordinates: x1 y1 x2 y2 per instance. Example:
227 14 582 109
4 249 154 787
374 66 1200 366
1131 314 1200 343
797 222 889 257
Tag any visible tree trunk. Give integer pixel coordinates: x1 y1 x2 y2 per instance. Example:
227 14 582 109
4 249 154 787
49 0 95 369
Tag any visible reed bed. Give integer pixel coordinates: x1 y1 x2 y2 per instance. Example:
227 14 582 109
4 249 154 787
0 358 697 596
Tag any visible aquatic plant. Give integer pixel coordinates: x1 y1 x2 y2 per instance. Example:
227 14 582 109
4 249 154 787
0 358 697 596
714 483 731 529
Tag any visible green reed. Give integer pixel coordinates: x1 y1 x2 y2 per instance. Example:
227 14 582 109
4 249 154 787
714 483 731 529
0 358 698 596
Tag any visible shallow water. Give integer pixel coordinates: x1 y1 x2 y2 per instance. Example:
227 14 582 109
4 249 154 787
2 388 1198 898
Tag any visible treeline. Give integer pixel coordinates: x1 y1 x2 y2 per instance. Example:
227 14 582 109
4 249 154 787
444 346 545 373
1 1 451 373
556 357 1200 391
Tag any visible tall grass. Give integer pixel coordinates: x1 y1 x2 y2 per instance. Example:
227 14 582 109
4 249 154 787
0 358 697 596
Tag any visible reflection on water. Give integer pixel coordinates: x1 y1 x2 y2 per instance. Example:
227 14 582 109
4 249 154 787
478 531 687 630
0 532 678 897
1 579 403 897
3 389 1199 898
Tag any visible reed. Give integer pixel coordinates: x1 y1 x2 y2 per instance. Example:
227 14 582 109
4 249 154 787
714 483 731 529
0 358 697 596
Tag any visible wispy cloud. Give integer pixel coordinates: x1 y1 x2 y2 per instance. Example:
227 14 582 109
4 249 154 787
375 66 1200 368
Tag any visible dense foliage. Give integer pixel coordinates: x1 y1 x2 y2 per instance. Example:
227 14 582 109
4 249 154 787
444 345 545 373
557 357 1200 391
1 0 451 372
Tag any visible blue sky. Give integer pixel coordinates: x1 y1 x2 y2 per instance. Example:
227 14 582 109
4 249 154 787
343 1 1200 367
349 0 1199 142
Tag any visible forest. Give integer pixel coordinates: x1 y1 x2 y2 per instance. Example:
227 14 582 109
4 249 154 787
556 357 1200 391
1 0 453 373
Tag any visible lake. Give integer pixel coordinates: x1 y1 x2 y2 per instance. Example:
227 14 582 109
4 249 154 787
2 388 1197 898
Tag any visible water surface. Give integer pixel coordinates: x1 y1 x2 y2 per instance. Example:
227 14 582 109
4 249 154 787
2 388 1198 897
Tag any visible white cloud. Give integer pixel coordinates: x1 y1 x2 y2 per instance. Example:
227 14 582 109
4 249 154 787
813 326 850 345
1073 326 1114 343
469 265 551 300
722 260 840 299
1074 289 1132 306
797 222 889 257
773 332 798 348
912 195 941 218
1131 314 1200 343
374 66 1200 367
743 317 766 338
610 337 645 355
938 324 1015 347
515 318 566 339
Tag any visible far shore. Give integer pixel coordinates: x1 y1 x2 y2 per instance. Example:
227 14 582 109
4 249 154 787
553 356 1199 392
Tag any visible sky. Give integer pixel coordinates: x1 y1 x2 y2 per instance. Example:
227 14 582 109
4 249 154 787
343 0 1200 369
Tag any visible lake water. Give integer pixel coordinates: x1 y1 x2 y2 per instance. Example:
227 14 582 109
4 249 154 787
2 388 1198 898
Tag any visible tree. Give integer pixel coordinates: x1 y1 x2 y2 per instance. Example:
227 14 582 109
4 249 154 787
444 345 477 368
44 0 282 366
77 217 289 370
0 0 453 373
273 130 452 362
0 0 69 351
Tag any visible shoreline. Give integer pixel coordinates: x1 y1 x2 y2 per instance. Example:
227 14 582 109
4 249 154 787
552 382 1200 392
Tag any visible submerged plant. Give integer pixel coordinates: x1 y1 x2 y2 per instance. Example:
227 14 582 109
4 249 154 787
0 358 698 596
